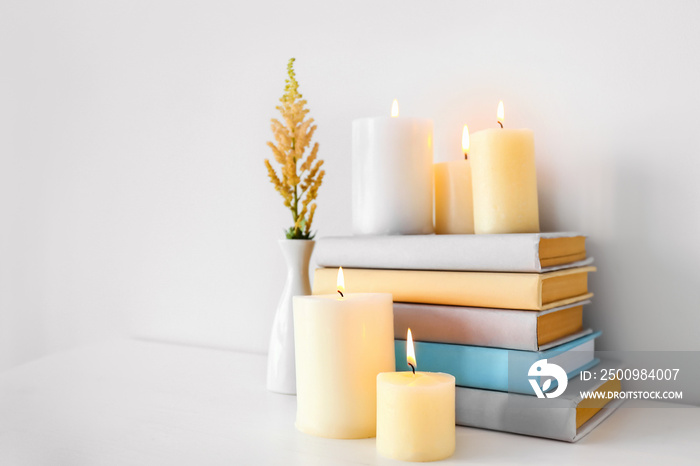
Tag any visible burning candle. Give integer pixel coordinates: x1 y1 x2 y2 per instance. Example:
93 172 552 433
352 100 434 235
294 268 394 438
470 101 540 234
376 329 456 462
434 125 475 234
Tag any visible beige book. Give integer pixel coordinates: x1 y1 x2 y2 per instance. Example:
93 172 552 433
394 301 590 351
313 266 595 311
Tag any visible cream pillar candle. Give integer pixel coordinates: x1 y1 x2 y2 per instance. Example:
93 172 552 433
470 102 540 234
352 100 434 235
376 329 456 462
434 125 474 234
293 270 394 439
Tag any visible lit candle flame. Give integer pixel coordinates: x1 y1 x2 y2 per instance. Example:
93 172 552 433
462 125 470 159
337 267 345 298
391 99 399 118
407 328 416 374
497 101 504 128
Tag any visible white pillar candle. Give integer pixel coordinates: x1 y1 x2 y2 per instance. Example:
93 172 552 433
469 102 540 234
376 329 456 462
434 125 474 234
294 270 394 439
352 100 434 235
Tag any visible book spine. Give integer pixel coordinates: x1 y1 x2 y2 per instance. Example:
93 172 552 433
393 303 539 351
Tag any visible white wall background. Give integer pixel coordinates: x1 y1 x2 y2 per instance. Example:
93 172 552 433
2 0 699 397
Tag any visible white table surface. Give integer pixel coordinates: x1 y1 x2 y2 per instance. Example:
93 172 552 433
0 340 698 465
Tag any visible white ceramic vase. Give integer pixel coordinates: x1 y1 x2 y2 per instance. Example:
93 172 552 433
267 239 314 394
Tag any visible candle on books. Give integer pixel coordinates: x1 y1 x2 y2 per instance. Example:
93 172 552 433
352 100 434 235
376 329 455 462
293 268 394 439
470 101 540 234
434 125 475 234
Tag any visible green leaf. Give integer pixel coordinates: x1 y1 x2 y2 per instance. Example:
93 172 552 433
283 225 316 240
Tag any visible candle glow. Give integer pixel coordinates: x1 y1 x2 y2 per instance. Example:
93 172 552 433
462 125 470 158
497 101 505 127
337 267 345 297
406 328 416 372
391 99 399 118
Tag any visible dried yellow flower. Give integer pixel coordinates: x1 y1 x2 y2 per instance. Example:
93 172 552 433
264 58 324 239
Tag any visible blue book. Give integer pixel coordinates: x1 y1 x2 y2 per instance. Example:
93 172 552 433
395 331 601 395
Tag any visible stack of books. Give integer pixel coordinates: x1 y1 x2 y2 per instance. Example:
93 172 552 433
312 233 623 442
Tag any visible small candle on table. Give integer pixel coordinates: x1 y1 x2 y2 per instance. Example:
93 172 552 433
352 100 434 235
377 329 456 462
294 268 394 439
434 125 475 234
470 101 540 234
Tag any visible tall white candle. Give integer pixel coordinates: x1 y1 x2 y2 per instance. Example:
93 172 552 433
352 100 434 235
294 269 394 439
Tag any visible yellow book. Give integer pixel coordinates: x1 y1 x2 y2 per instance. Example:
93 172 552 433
313 266 595 311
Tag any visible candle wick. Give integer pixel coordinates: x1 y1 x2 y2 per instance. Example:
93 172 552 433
498 121 503 129
337 290 344 298
408 363 415 375
464 152 469 161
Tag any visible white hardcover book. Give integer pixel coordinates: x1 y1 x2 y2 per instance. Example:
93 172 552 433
314 233 591 273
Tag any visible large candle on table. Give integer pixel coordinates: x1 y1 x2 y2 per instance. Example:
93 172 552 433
377 329 455 462
294 268 394 439
352 100 434 235
470 101 540 234
434 125 474 234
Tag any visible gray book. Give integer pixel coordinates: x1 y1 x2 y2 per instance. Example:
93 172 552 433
456 362 624 442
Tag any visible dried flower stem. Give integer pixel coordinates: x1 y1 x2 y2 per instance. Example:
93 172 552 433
264 58 325 239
